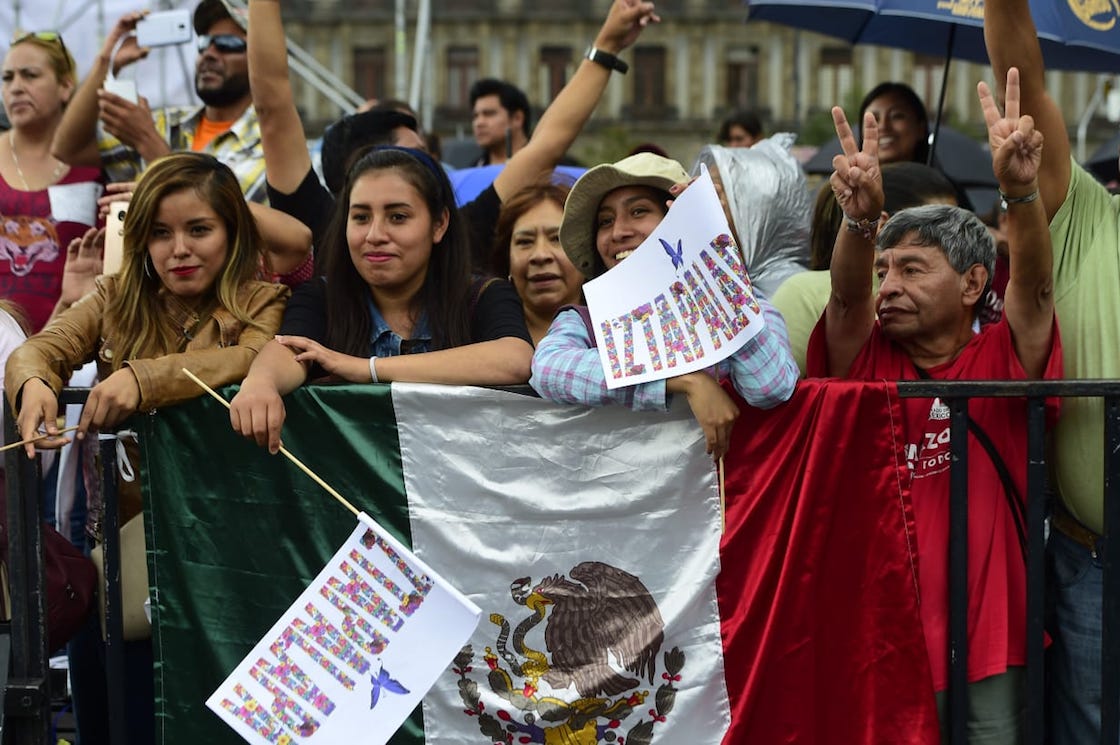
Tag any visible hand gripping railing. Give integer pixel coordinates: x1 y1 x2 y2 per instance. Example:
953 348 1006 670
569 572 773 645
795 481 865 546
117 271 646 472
3 388 129 745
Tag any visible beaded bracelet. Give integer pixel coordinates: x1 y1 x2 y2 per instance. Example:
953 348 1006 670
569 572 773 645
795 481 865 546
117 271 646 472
999 189 1040 210
844 215 877 241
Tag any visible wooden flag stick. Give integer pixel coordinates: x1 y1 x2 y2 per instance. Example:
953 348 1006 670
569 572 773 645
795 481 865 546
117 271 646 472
181 368 360 517
718 456 726 534
0 425 80 453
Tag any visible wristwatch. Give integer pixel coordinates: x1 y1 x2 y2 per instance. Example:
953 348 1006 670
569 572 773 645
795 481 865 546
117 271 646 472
586 46 629 74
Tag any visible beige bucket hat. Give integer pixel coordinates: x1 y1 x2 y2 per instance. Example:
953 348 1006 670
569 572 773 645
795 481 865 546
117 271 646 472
559 152 689 278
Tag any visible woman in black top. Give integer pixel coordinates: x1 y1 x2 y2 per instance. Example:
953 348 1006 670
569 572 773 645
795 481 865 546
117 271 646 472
230 147 533 453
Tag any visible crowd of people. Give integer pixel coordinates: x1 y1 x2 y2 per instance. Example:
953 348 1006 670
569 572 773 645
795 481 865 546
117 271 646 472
0 0 1115 741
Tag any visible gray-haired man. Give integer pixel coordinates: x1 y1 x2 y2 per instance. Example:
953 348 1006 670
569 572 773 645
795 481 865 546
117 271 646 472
808 71 1060 740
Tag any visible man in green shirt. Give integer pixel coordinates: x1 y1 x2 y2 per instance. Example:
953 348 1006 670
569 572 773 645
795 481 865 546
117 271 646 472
985 2 1120 741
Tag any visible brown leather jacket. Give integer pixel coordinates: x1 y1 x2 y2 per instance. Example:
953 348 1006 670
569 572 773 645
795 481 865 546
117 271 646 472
5 275 290 530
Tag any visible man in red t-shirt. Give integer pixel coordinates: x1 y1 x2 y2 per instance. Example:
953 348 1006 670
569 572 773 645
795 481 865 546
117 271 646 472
806 71 1060 741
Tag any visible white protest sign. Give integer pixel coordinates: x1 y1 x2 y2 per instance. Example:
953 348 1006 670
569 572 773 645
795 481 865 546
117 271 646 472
207 513 481 745
47 182 103 226
582 167 766 389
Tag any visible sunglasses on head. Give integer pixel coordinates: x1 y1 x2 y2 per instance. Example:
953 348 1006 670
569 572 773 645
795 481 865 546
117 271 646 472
196 34 246 54
11 30 69 57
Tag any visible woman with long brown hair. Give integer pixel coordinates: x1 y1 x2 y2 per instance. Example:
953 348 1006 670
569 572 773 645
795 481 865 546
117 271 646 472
6 151 289 745
230 147 533 454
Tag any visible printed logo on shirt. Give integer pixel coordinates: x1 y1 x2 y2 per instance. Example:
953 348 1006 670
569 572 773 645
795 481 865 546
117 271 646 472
0 216 60 277
904 398 952 480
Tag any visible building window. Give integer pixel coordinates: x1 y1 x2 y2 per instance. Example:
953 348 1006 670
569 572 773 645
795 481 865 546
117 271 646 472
353 47 387 103
633 45 667 113
540 46 572 103
912 54 944 112
726 46 759 110
817 46 853 109
445 45 479 112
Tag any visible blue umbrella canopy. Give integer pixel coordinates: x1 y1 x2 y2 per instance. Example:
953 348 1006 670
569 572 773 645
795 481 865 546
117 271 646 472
449 165 587 206
750 0 1120 194
747 0 1120 72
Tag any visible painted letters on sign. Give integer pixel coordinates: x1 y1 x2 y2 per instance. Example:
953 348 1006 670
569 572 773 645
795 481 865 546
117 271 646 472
582 168 765 389
207 515 481 745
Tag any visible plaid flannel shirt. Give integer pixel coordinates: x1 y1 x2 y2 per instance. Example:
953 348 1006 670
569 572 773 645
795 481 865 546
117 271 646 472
97 104 266 202
530 298 798 410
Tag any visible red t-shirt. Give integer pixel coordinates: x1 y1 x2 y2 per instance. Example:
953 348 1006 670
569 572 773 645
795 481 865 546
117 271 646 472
0 167 103 332
807 316 1062 691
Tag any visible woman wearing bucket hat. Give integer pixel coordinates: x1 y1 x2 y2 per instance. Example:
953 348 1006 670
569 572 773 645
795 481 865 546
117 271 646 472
529 152 798 460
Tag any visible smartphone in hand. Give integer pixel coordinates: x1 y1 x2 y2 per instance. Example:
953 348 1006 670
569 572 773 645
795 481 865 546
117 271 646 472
136 9 192 48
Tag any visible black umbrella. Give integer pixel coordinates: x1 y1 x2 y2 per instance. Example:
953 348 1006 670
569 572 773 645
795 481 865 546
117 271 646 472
803 126 994 186
748 0 1120 174
747 0 1120 73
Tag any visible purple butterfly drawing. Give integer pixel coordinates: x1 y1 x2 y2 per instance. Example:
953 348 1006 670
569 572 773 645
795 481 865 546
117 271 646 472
660 238 684 271
369 664 410 710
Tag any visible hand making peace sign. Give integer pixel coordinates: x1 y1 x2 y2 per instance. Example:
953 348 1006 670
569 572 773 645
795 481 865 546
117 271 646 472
829 107 885 224
978 67 1043 195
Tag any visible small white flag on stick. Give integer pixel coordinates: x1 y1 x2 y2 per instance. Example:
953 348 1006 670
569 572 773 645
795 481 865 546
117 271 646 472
206 512 481 745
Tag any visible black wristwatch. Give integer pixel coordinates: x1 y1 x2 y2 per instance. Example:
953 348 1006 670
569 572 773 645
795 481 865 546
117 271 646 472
586 46 629 74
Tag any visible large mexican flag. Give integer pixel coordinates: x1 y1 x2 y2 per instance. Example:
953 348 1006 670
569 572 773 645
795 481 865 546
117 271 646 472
140 379 938 745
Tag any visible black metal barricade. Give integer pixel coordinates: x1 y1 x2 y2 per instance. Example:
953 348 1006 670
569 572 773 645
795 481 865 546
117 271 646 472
897 379 1120 745
3 381 1118 744
3 389 128 745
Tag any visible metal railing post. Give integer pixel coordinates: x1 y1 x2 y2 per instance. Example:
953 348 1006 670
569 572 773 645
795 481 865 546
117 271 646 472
1101 395 1119 744
899 379 1120 745
2 399 50 744
99 431 129 745
947 397 970 745
1025 397 1047 745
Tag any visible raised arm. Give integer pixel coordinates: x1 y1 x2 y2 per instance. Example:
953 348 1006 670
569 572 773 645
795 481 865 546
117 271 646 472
979 69 1054 378
823 108 883 377
491 0 659 201
247 203 313 277
247 0 314 195
984 0 1069 220
52 11 149 167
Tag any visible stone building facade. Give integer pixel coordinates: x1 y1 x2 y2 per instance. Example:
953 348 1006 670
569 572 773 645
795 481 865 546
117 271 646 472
282 0 1109 167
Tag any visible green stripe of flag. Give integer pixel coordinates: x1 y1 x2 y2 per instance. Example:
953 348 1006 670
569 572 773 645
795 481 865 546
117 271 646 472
140 384 424 744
